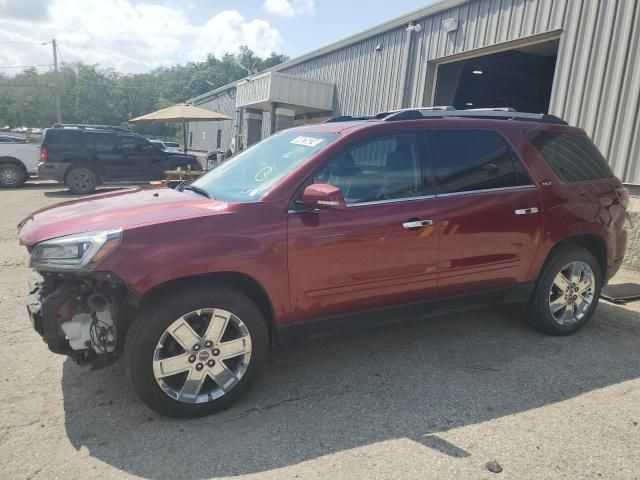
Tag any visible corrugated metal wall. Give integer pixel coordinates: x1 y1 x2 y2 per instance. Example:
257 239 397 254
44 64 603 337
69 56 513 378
192 0 639 182
280 27 408 115
189 90 237 152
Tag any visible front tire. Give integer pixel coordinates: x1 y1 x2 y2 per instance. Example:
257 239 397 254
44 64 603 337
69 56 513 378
125 284 269 418
527 246 602 335
66 166 97 194
0 163 26 188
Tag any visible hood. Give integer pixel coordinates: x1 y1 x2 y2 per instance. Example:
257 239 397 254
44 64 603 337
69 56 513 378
18 187 230 246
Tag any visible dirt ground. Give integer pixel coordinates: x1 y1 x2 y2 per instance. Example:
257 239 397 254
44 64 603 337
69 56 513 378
1 182 639 480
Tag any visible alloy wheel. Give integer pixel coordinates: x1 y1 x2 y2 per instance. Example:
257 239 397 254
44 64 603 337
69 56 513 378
548 261 595 326
153 308 252 404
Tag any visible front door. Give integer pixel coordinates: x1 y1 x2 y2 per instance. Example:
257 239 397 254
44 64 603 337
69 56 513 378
120 135 154 180
425 129 543 296
287 132 440 322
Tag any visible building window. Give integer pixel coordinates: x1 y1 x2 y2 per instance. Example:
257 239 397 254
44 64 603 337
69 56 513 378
216 129 222 149
202 131 206 140
189 131 193 147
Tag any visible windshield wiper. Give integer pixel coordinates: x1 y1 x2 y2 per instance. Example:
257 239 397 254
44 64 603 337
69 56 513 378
182 185 212 199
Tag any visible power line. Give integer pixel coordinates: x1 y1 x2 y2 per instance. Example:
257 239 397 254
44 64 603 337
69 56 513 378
0 41 50 45
0 64 53 69
76 77 147 89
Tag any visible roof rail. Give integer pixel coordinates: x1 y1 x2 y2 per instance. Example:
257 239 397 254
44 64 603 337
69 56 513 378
375 106 455 119
324 115 376 123
51 123 131 132
381 107 568 125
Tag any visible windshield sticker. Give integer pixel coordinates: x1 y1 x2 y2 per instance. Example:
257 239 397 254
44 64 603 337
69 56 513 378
290 136 325 147
255 166 273 182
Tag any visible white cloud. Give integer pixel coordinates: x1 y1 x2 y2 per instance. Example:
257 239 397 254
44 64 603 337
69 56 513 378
0 0 284 74
196 10 283 59
263 0 314 18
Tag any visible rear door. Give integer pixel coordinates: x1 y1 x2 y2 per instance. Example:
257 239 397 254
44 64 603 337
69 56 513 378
83 132 122 178
287 132 440 322
426 129 543 296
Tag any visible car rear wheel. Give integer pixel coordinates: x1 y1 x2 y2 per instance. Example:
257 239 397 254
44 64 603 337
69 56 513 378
527 246 602 335
0 163 25 188
66 166 97 194
125 285 269 418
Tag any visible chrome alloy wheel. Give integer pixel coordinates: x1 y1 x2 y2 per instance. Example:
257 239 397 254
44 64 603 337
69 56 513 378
153 308 252 404
548 261 595 326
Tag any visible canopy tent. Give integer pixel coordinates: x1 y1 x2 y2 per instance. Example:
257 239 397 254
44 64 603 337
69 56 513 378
129 103 232 159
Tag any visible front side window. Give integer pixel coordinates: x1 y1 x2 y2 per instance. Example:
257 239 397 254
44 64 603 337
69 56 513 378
427 130 531 194
121 136 152 152
314 133 422 204
191 131 339 202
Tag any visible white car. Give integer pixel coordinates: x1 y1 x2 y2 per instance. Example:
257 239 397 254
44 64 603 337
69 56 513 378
149 140 182 154
0 142 40 187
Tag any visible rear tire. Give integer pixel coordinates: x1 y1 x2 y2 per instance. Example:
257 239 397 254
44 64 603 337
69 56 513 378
66 166 97 194
527 246 602 335
125 284 269 418
0 163 26 188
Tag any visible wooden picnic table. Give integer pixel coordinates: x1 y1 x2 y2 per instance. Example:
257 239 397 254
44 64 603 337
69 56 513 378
163 170 205 183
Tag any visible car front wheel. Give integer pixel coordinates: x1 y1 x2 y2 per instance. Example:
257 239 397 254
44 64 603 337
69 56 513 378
125 284 269 418
527 246 602 335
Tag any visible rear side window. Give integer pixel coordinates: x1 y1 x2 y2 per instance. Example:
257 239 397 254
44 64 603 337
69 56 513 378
84 133 117 153
530 131 613 182
427 130 532 194
43 130 83 148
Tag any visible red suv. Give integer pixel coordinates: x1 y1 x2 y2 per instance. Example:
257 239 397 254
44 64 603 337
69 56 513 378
19 109 629 418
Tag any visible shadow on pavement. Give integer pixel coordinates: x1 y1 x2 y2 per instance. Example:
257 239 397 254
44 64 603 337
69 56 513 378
61 302 640 479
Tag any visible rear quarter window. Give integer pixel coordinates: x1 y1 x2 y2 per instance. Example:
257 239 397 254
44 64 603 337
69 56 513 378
530 131 613 182
43 129 83 148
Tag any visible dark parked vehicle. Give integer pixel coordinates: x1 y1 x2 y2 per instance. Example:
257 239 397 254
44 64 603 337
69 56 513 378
19 109 629 418
38 125 202 194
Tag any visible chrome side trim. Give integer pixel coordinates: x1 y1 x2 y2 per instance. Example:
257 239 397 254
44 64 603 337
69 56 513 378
436 185 537 198
346 194 436 208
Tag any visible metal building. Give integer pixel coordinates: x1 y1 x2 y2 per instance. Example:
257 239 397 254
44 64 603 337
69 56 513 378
188 0 640 184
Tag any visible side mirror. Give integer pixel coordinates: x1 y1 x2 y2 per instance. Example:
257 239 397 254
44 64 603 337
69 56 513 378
300 183 347 211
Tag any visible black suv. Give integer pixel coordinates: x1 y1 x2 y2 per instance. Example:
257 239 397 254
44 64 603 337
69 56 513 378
38 125 202 194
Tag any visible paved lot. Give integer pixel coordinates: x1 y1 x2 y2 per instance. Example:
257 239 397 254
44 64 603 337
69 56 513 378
1 183 639 480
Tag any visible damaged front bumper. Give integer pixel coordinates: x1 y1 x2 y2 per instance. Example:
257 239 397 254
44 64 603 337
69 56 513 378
26 270 137 368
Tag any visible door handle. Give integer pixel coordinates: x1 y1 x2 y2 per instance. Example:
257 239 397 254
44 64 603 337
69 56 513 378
514 207 539 215
402 219 433 230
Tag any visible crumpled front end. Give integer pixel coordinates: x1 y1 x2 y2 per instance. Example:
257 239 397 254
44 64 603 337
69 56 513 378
26 270 138 368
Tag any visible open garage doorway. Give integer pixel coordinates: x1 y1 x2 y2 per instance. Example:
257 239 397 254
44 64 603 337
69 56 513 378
433 38 559 113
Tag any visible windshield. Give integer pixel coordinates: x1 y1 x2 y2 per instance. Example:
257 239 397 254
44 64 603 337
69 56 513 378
191 131 339 202
165 142 180 148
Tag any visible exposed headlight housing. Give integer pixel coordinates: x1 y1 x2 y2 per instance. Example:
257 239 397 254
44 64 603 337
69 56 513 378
30 229 122 271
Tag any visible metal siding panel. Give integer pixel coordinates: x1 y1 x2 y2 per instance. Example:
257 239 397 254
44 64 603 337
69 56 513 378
579 0 618 138
586 0 636 175
609 0 640 182
563 0 601 126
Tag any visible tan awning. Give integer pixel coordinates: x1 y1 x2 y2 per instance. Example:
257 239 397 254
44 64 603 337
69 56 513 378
129 103 232 123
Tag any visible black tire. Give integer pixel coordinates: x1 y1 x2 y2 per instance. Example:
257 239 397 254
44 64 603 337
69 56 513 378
0 163 26 188
65 166 97 194
527 246 602 335
124 284 269 418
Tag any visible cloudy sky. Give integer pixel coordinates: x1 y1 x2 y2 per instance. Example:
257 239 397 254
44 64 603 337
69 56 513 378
0 0 432 74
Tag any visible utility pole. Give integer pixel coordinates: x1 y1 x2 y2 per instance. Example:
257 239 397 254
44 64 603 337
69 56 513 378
52 38 61 123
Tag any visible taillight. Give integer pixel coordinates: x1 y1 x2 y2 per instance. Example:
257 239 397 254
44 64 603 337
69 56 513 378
40 146 48 163
616 187 629 209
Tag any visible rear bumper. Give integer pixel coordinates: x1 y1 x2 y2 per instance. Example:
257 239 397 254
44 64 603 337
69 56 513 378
37 162 70 182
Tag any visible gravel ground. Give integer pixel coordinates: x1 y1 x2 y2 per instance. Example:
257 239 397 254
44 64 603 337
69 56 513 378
1 182 639 480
